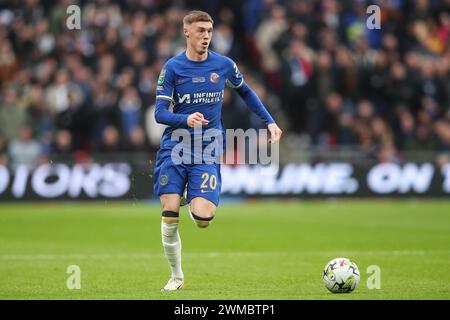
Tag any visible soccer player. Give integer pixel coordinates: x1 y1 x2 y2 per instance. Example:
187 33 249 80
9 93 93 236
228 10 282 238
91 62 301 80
154 10 282 291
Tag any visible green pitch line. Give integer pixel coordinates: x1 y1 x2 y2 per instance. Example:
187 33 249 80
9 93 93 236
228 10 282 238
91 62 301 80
0 200 449 299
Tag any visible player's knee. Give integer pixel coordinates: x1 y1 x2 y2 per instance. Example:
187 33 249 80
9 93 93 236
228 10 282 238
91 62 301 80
160 194 182 213
189 197 217 228
191 211 215 228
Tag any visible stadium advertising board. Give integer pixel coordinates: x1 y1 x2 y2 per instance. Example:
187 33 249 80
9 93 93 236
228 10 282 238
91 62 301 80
0 163 144 201
0 162 449 201
221 162 450 197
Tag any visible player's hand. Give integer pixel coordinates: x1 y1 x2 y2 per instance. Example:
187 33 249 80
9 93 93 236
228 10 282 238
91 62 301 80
268 123 282 144
187 112 209 128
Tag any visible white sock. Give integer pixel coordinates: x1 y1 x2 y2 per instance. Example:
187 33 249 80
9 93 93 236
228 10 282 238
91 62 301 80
161 222 184 280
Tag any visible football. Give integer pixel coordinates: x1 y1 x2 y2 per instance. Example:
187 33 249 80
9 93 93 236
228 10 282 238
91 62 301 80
322 258 360 293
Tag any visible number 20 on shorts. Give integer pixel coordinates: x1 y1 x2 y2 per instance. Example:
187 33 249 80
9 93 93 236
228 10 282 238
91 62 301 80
201 173 217 190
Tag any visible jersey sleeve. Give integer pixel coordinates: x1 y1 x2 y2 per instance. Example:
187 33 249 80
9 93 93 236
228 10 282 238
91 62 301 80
156 62 175 104
225 58 244 89
154 61 189 128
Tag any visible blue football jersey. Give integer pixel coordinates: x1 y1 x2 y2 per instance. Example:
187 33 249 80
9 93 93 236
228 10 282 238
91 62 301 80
156 50 243 154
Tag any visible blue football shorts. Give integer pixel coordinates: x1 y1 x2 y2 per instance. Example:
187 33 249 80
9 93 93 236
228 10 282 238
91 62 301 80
153 151 221 206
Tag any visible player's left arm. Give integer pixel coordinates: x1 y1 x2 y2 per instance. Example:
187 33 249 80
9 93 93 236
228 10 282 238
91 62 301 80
226 60 282 144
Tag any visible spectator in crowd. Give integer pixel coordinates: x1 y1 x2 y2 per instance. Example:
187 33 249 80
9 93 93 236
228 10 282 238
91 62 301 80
118 86 143 139
0 87 29 141
8 126 43 170
255 5 288 90
0 39 19 85
98 125 122 153
435 116 450 151
279 38 315 133
50 129 73 162
124 125 150 152
0 134 8 166
395 107 418 150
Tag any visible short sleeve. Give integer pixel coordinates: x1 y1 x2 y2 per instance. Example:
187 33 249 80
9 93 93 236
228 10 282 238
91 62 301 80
156 62 175 103
225 58 244 89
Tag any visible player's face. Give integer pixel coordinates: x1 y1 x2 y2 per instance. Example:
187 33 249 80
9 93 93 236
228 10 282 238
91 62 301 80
185 21 213 55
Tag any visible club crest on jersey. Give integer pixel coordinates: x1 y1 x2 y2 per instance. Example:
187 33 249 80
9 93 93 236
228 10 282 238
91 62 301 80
159 175 169 186
210 73 220 83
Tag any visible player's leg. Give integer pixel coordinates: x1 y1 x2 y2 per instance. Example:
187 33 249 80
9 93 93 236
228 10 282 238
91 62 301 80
186 163 221 228
160 194 184 290
153 153 186 290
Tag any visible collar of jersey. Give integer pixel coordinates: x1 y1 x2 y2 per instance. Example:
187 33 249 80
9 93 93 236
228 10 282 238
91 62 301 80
183 50 210 63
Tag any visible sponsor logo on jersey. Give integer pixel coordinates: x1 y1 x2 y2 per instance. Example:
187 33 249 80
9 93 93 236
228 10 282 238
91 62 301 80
177 91 223 104
178 93 191 104
192 77 206 83
210 73 219 83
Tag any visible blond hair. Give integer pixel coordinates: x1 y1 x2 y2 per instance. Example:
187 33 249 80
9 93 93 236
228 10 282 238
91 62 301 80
183 10 214 26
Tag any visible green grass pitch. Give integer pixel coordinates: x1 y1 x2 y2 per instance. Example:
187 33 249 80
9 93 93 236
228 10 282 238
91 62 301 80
0 200 449 299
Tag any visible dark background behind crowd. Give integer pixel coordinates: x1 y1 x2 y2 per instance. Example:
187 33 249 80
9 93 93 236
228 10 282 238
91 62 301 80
0 0 449 168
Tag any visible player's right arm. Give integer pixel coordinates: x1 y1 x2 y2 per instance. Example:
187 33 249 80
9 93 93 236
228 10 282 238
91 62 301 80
155 63 208 128
154 63 189 128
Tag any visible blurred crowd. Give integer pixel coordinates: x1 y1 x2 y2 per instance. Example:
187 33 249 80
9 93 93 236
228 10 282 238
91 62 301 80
0 0 449 168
